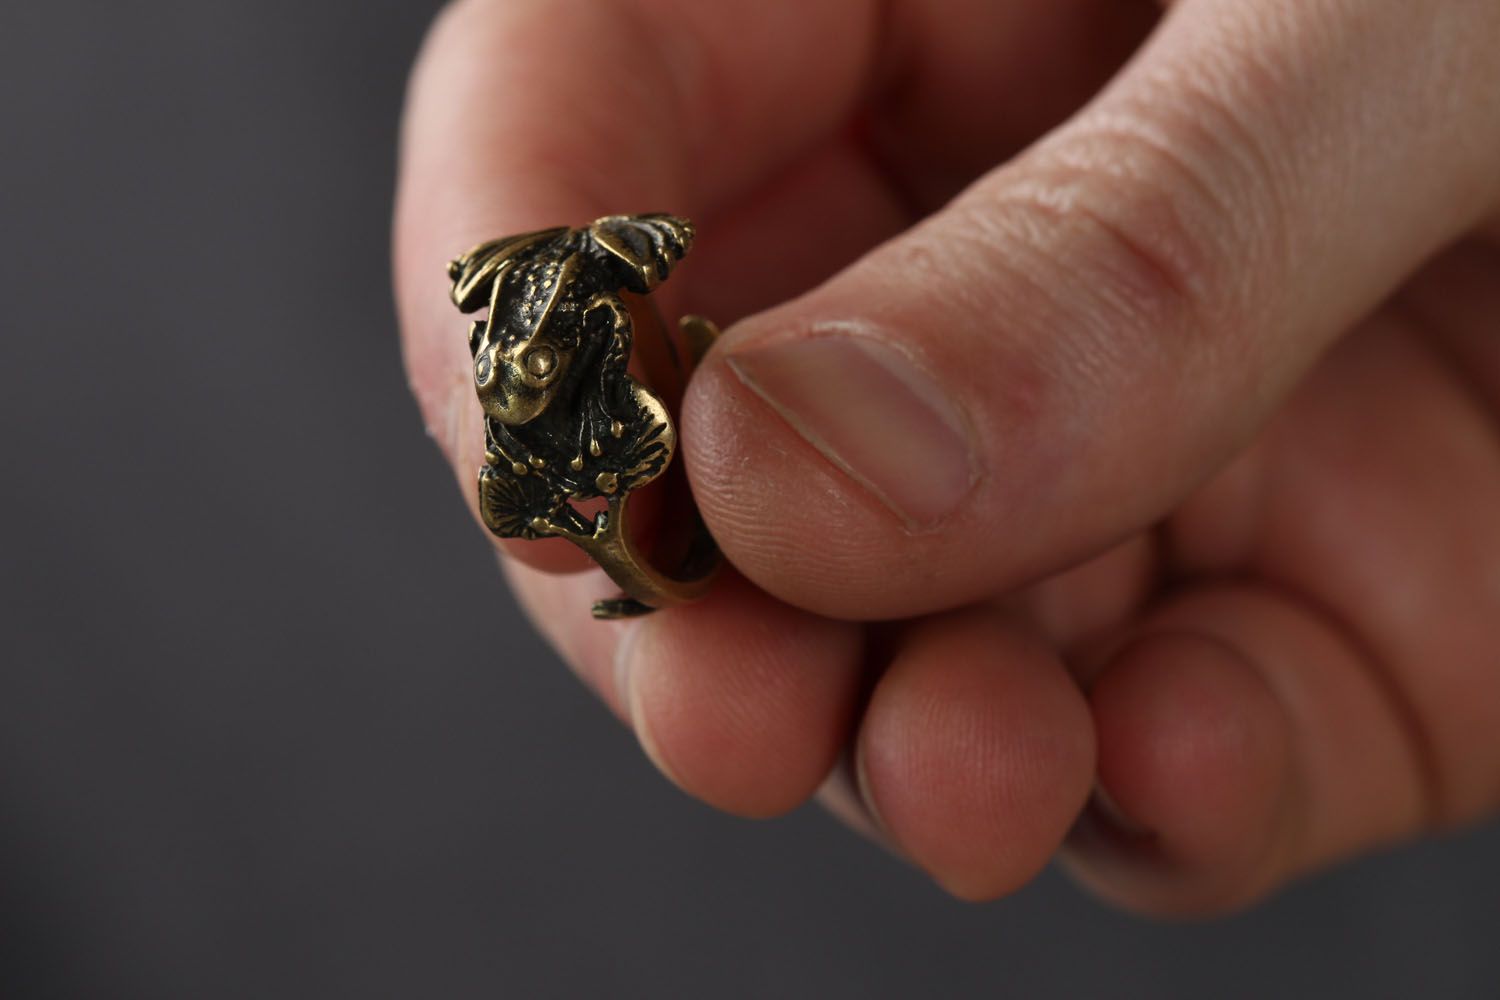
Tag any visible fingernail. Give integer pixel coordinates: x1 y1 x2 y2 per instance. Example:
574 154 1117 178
611 619 643 727
613 620 685 789
1066 787 1155 855
1090 785 1155 839
726 332 977 528
853 741 895 845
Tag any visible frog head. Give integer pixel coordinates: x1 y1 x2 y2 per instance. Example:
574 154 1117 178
468 253 582 426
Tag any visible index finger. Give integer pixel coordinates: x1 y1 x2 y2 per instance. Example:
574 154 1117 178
392 0 880 571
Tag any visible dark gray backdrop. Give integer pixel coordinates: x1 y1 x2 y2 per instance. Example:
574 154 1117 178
1 3 1496 998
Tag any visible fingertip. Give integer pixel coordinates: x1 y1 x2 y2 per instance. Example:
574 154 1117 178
621 575 865 818
502 558 642 720
681 352 860 614
1064 630 1295 915
682 336 992 621
855 610 1094 900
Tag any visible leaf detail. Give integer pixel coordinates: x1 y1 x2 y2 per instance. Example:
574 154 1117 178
478 465 557 539
585 214 694 294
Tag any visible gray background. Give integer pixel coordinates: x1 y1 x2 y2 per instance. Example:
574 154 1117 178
1 2 1496 998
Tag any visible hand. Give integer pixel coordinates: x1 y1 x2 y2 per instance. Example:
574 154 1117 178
394 0 1500 913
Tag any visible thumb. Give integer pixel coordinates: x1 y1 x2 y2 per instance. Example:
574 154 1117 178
682 0 1500 620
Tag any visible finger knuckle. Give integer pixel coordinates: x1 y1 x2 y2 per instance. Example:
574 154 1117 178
959 69 1293 376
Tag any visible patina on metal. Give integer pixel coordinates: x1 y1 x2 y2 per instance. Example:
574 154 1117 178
447 214 720 619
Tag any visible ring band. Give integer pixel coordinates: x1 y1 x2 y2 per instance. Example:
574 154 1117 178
447 214 720 619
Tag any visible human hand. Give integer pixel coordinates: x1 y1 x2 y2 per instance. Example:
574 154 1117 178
394 0 1500 913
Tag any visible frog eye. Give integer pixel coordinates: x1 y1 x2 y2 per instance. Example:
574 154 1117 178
474 352 493 385
523 345 558 380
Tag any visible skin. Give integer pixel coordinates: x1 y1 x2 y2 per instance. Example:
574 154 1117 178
393 0 1500 914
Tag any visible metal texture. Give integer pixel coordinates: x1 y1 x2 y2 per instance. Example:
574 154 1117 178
447 214 720 618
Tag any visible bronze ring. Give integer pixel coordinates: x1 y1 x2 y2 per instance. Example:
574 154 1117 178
447 214 721 619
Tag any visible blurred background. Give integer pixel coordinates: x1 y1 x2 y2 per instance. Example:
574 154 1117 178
2 2 1498 997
